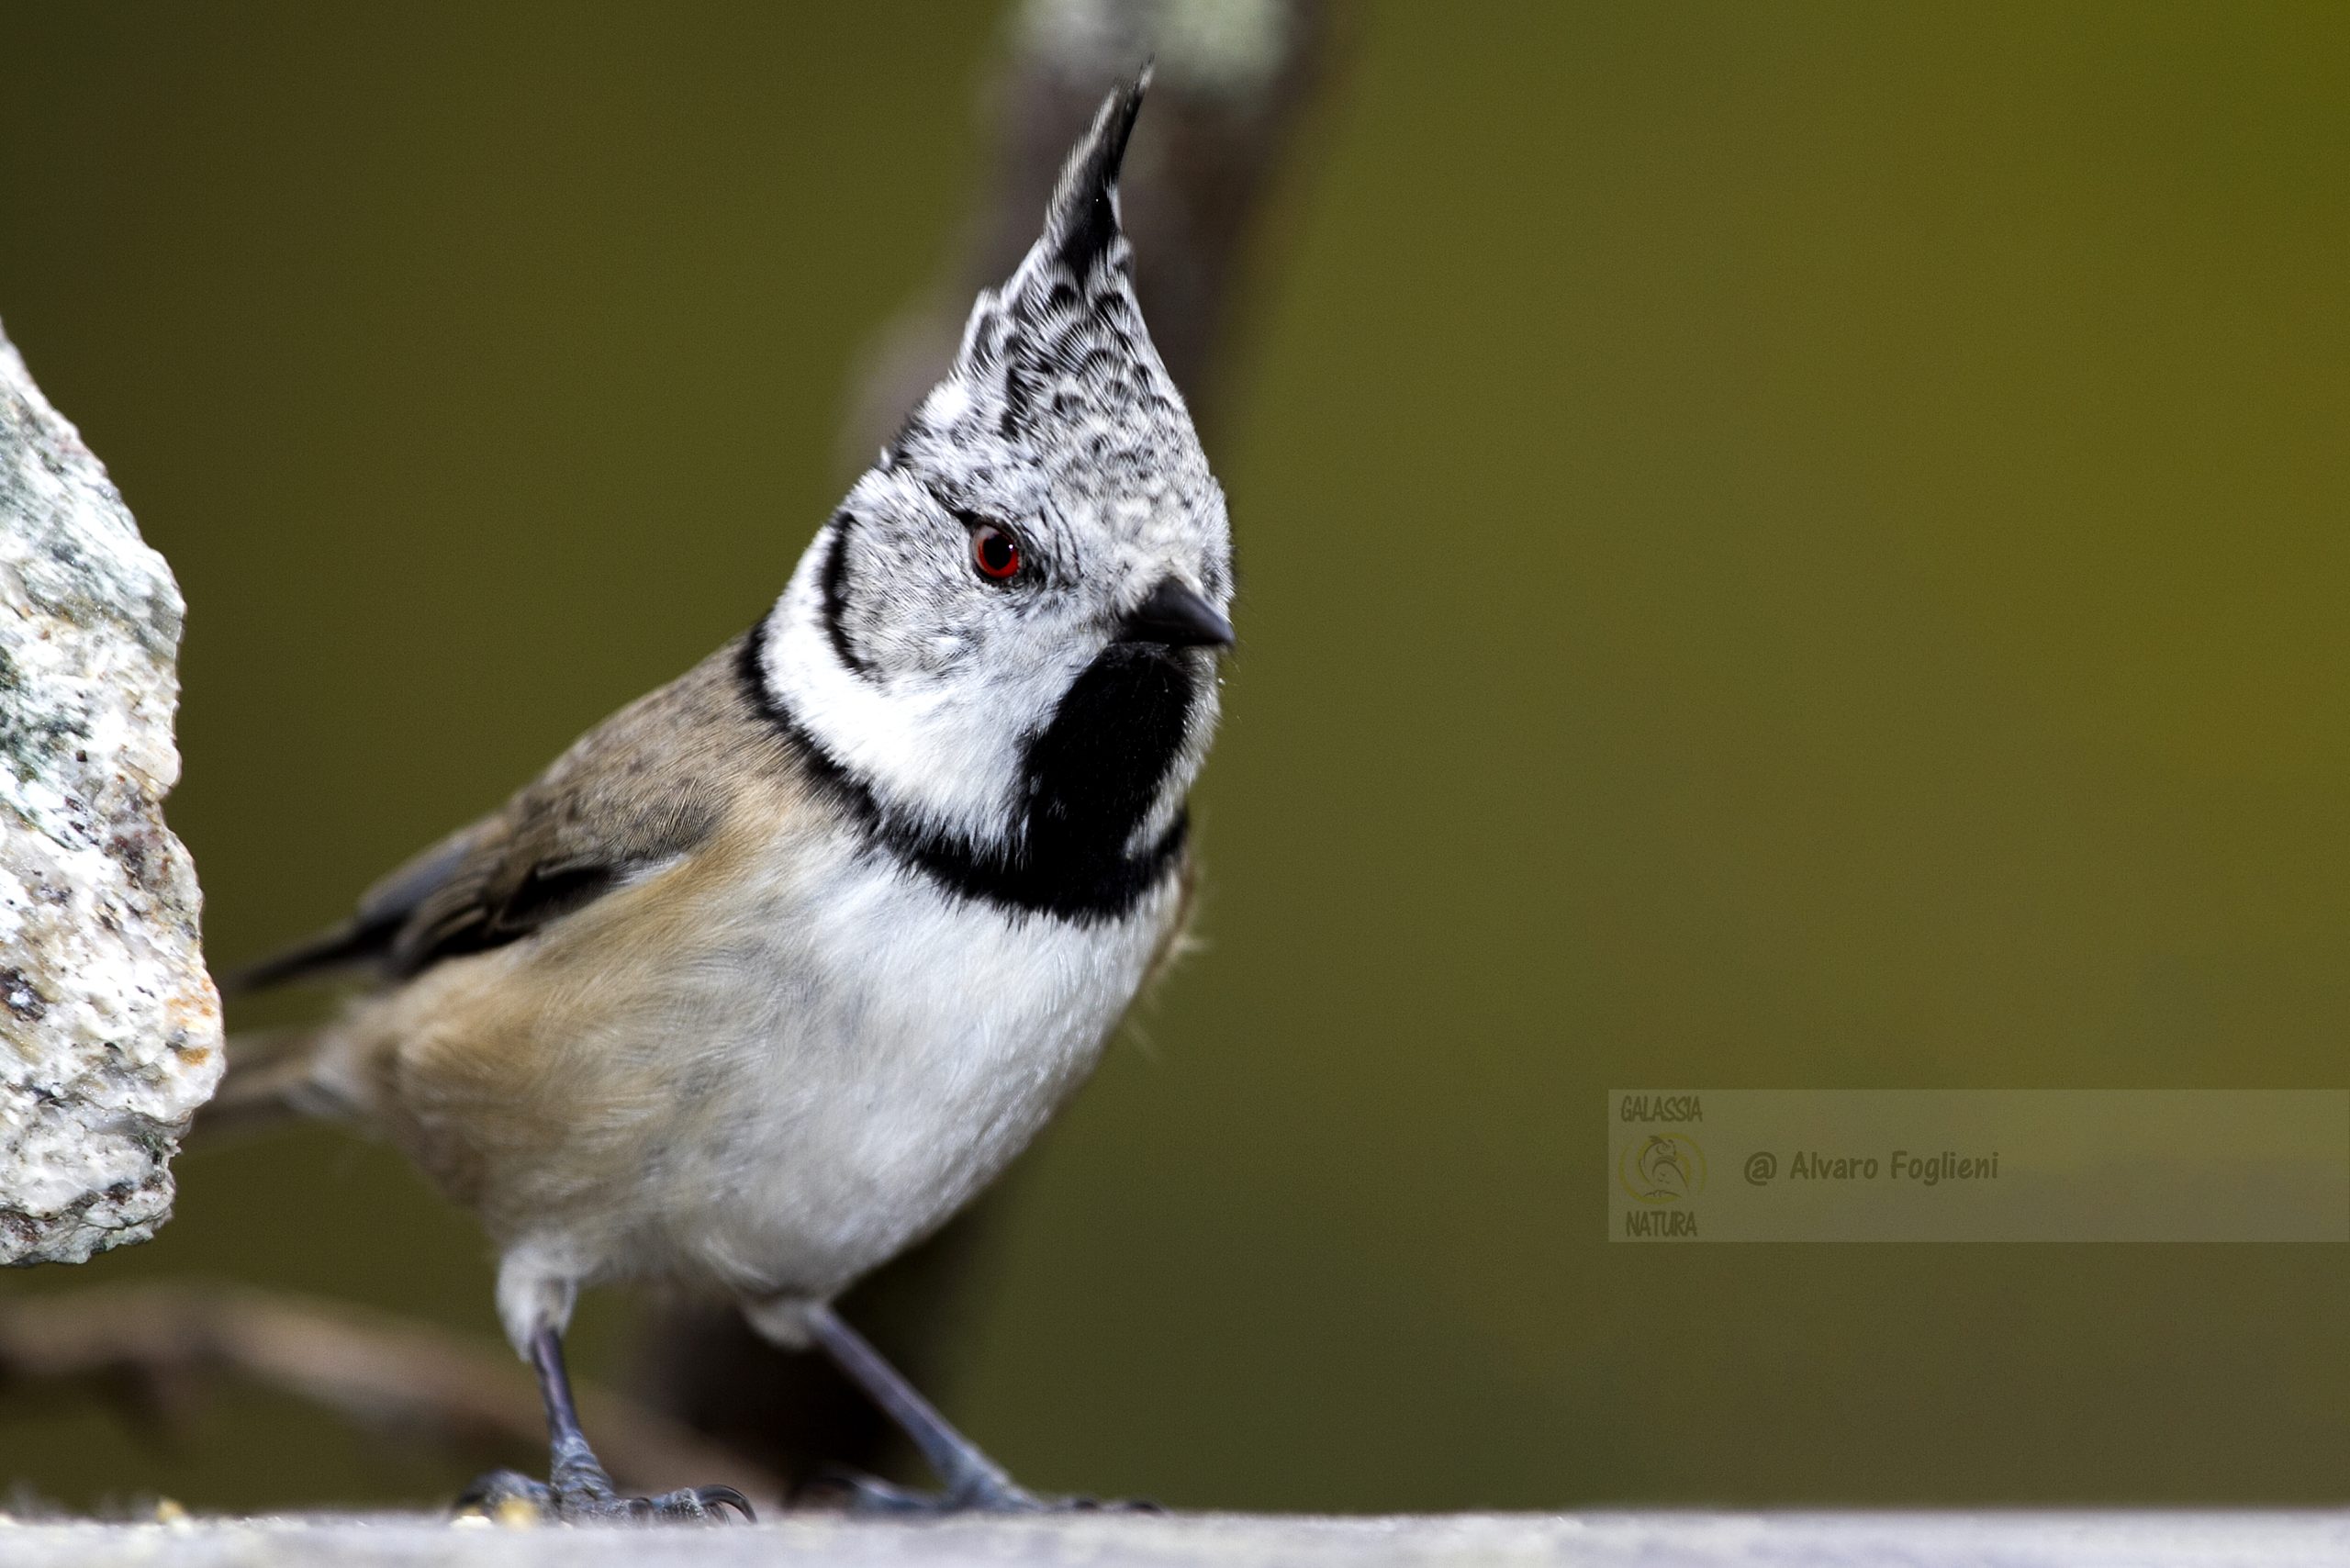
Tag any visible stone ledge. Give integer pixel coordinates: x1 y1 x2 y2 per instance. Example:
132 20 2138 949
0 1512 2340 1567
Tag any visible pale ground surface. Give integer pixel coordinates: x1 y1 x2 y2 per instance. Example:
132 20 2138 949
0 1513 2344 1567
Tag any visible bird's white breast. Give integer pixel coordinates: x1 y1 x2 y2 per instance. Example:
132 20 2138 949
657 823 1180 1305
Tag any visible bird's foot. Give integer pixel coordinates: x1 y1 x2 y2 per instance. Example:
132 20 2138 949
456 1467 755 1525
814 1466 1157 1517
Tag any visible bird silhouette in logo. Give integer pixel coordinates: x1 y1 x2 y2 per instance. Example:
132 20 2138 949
1633 1135 1696 1202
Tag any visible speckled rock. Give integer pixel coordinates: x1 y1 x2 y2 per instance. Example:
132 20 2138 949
0 319 219 1265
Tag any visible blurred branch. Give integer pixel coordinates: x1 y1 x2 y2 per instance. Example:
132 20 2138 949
0 1283 778 1510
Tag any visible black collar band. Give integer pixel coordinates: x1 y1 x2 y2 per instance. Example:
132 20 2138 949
737 619 1189 924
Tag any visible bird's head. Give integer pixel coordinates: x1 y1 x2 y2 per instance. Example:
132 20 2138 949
760 72 1233 902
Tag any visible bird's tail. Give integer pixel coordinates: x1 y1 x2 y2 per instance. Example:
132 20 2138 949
195 1026 339 1144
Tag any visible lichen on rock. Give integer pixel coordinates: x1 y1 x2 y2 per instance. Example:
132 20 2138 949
0 319 220 1265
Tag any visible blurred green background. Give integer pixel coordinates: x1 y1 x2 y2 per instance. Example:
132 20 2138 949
6 0 2350 1514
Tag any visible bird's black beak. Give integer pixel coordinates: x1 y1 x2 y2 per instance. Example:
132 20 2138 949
1117 577 1236 649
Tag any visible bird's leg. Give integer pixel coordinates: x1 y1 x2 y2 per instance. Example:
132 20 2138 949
802 1301 1034 1511
530 1323 627 1506
802 1302 1149 1516
457 1327 754 1524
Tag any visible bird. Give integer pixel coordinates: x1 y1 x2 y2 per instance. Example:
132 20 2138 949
218 72 1235 1523
1632 1137 1692 1202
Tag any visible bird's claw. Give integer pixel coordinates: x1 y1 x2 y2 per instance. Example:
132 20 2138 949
661 1484 757 1523
456 1469 755 1525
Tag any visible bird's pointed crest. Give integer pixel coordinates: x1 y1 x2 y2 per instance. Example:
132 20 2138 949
1040 64 1150 283
930 69 1180 454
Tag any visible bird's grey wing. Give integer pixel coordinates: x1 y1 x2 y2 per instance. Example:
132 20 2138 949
381 755 723 979
228 634 783 991
219 818 499 992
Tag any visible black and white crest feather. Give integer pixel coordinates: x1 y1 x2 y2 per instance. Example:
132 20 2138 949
1045 66 1148 283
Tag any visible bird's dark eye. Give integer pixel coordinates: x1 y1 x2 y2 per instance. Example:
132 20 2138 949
971 524 1023 582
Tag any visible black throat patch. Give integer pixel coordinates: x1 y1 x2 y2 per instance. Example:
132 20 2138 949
739 620 1194 923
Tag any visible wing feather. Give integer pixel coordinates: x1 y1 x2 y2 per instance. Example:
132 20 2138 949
225 633 786 993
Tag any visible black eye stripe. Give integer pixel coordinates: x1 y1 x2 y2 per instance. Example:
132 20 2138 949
818 512 873 678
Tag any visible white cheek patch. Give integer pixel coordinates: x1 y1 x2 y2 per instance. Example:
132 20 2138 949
767 547 1084 852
